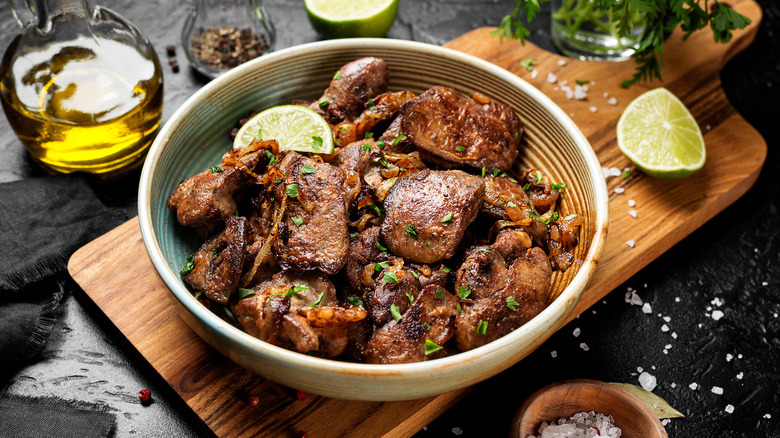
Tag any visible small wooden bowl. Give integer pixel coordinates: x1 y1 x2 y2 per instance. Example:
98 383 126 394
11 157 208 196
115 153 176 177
512 379 668 438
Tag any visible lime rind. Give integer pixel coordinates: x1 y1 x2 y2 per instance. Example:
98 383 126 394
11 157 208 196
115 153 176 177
233 105 334 155
617 88 705 178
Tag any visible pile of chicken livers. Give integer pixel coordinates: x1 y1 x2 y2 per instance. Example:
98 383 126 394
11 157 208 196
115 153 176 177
168 57 583 364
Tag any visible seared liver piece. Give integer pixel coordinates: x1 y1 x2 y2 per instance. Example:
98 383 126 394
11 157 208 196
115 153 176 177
310 57 389 124
274 154 350 275
381 169 484 264
482 175 549 247
182 216 247 305
367 265 420 327
343 226 391 293
400 86 522 171
365 284 459 364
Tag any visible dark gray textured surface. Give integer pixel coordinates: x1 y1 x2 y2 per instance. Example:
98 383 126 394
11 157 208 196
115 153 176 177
1 1 777 437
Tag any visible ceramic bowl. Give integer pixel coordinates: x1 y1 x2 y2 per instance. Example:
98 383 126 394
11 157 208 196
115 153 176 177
138 38 609 401
512 379 668 438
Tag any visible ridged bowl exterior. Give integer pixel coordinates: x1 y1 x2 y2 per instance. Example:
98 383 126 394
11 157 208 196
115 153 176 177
138 39 609 401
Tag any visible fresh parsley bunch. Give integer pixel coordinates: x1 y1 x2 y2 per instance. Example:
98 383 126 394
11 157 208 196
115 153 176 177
494 0 752 87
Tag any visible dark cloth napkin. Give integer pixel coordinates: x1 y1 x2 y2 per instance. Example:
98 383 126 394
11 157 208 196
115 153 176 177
0 174 130 437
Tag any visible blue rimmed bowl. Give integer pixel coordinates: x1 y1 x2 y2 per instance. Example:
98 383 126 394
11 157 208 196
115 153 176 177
138 38 609 401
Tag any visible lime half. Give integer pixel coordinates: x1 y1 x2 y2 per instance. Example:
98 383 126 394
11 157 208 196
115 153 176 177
305 0 399 39
617 88 706 179
234 105 334 154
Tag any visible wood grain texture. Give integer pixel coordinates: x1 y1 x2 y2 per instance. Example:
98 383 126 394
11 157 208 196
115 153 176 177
68 1 764 435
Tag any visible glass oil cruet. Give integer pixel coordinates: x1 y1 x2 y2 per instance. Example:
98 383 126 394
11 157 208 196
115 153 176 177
0 0 163 178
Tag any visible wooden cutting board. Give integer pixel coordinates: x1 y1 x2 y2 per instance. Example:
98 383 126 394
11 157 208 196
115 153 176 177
68 1 765 436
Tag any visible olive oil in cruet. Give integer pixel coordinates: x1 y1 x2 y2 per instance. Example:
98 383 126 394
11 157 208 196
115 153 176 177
0 0 163 177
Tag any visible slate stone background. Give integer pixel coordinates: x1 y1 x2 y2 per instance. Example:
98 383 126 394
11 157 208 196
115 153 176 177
0 1 777 437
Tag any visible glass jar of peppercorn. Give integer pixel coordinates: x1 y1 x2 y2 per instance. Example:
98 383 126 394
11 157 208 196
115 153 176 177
182 0 276 79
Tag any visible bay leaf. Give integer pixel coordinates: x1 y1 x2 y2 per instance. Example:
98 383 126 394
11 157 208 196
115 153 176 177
609 382 685 419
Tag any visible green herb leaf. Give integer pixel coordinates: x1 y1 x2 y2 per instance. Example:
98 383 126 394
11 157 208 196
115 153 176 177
210 248 217 255
237 287 256 299
507 201 517 208
509 177 518 184
575 79 590 85
506 296 520 311
210 165 223 173
457 285 471 299
481 167 486 177
265 150 278 165
287 284 309 296
442 266 451 274
424 339 443 355
245 316 252 322
365 131 374 139
347 296 363 306
435 289 444 298
410 270 419 279
457 302 462 314
291 216 304 227
441 212 454 223
311 136 323 150
374 261 390 272
404 224 419 239
406 292 415 305
180 254 195 275
390 304 402 322
375 241 388 252
360 143 372 151
476 320 488 336
475 248 495 254
333 71 342 80
318 99 329 107
382 272 399 284
311 291 325 307
368 202 384 217
622 169 632 179
376 138 385 149
456 145 466 152
519 58 536 71
392 134 406 146
523 183 531 191
285 184 299 197
492 167 500 177
368 98 376 111
564 213 579 221
350 232 358 238
301 164 317 174
535 170 543 184
424 322 431 330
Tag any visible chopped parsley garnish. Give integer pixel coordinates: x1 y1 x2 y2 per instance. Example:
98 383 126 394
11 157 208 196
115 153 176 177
287 284 309 297
368 202 384 217
424 322 431 330
234 210 239 216
180 254 195 275
310 291 324 307
350 232 358 238
441 212 453 223
376 138 385 149
457 285 472 299
622 169 632 179
265 150 278 165
474 248 495 254
404 224 419 239
245 316 252 322
347 296 363 306
457 302 462 314
535 170 543 184
382 272 399 284
285 183 299 197
210 165 223 173
498 200 505 206
300 164 317 174
333 71 342 80
210 248 217 255
372 156 388 167
519 58 536 71
390 304 402 322
339 125 348 132
311 136 323 150
575 79 590 85
406 292 415 305
456 145 466 152
392 134 406 146
424 339 443 355
410 270 420 279
291 216 303 227
442 266 451 274
193 292 202 299
481 167 486 177
506 296 520 311
509 177 519 184
564 213 579 221
365 131 374 139
360 143 372 151
435 289 444 298
506 201 517 208
375 241 388 252
476 320 488 336
492 167 500 177
374 261 390 272
368 98 376 111
318 99 329 107
522 183 531 191
551 182 567 191
237 287 256 299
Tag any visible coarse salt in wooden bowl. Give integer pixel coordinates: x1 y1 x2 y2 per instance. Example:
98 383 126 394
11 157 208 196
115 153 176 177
138 38 609 401
512 379 668 438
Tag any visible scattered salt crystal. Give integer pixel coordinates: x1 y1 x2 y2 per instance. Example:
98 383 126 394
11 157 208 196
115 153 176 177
626 240 635 248
642 303 652 314
531 69 539 79
551 350 558 358
663 316 671 323
736 372 743 379
573 86 587 100
639 371 657 391
547 72 557 83
665 344 672 349
762 281 769 286
628 199 636 207
712 386 724 395
589 106 597 113
712 297 724 307
764 414 772 419
705 124 711 131
610 167 622 176
562 85 574 99
602 167 611 179
570 113 575 117
580 343 589 351
775 313 779 318
558 59 567 66
607 97 618 106
661 324 669 332
671 383 677 388
592 310 597 315
675 297 681 302
712 310 725 321
698 323 703 328
672 332 678 339
573 327 581 337
663 349 668 354
452 426 463 435
615 187 625 194
690 382 698 390
554 86 559 91
628 210 637 218
637 366 644 372
726 353 733 362
662 419 670 426
644 283 648 288
651 365 656 370
602 300 607 305
604 92 609 97
725 404 735 414
707 306 713 312
738 354 743 359
625 290 643 306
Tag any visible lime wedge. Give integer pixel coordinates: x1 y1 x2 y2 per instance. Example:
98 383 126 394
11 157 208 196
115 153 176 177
305 0 399 39
234 105 334 154
617 88 706 179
